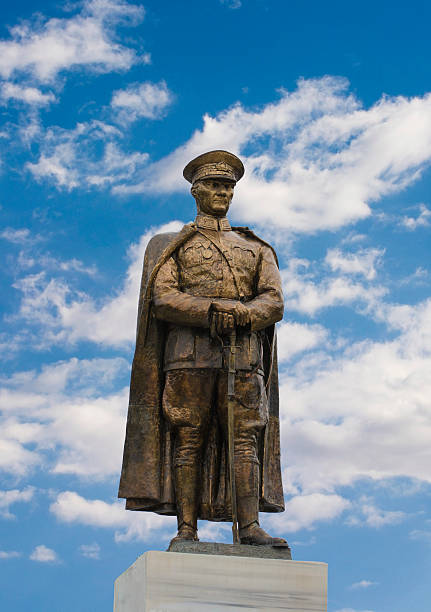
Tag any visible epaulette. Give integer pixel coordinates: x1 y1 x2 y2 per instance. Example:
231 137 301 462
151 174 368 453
232 226 279 267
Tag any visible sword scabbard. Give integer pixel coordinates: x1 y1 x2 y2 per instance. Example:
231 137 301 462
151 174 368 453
227 329 240 544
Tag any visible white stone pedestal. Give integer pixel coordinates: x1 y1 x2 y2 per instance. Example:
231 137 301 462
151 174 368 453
113 550 327 611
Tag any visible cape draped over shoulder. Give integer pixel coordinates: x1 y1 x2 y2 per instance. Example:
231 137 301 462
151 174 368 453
118 223 285 520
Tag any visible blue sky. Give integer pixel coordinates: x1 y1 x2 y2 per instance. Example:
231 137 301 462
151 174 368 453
0 0 430 610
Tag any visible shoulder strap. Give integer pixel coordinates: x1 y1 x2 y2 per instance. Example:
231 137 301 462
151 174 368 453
232 226 279 267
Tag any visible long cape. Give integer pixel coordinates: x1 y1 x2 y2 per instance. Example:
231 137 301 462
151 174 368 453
118 223 285 520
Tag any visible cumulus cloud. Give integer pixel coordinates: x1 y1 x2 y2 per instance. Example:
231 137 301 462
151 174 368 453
26 120 149 190
277 321 328 362
11 221 182 348
400 203 431 230
0 0 145 83
0 357 129 478
269 493 351 532
279 298 431 495
113 77 431 233
0 487 35 519
24 77 431 226
0 82 56 106
281 256 386 317
50 491 175 542
30 544 58 562
0 550 21 559
325 248 384 281
111 81 173 123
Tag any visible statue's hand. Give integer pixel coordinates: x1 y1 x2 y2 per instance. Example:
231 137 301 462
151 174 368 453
211 300 251 328
210 310 235 337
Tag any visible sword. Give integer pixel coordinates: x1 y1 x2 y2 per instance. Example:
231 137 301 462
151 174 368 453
227 328 240 544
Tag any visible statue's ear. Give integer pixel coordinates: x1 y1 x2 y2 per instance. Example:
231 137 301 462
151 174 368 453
191 182 200 201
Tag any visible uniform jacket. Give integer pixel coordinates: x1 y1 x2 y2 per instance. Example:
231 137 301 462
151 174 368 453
118 218 285 520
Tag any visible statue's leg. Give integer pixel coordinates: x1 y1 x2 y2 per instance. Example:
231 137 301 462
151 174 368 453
218 372 288 546
163 369 214 543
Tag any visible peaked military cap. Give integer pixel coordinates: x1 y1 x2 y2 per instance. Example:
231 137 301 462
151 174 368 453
183 150 245 184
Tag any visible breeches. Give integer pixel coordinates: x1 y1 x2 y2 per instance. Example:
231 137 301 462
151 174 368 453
162 368 268 468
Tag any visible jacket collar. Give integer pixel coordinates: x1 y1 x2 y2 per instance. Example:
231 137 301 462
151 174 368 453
195 214 231 231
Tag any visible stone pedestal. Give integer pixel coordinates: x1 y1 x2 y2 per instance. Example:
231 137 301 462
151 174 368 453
114 549 327 611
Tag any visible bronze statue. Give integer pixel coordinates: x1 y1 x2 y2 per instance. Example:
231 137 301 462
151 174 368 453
119 150 287 547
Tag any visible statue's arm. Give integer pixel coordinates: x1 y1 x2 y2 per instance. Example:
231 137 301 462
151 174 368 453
246 245 284 331
152 255 212 327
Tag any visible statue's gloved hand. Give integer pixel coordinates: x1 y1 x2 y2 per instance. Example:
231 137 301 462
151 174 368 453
211 300 251 328
210 310 235 338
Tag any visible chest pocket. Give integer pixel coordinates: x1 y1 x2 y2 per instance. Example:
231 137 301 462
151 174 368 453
232 245 256 270
183 242 215 267
181 242 223 283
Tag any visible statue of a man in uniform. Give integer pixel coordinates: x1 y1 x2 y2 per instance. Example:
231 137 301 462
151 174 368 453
119 150 288 547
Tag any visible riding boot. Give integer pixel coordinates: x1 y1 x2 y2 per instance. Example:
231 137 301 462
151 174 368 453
236 460 260 531
237 461 288 547
170 464 199 545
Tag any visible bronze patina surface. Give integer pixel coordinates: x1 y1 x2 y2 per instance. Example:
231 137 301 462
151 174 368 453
119 150 288 548
168 540 292 560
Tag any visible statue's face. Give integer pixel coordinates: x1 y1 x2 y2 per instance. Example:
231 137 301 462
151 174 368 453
192 179 235 217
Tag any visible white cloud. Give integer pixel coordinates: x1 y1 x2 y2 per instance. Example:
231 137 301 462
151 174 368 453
114 77 431 234
400 203 431 230
341 232 368 245
269 493 351 532
350 580 378 590
0 82 56 106
399 266 428 286
0 438 42 476
347 498 405 528
0 550 21 559
16 252 97 276
2 228 96 276
197 522 231 542
1 228 36 245
50 491 175 542
27 120 149 190
0 487 35 519
0 357 129 478
30 544 58 562
23 77 431 222
279 298 431 496
11 221 182 348
325 248 384 280
0 0 145 83
281 256 386 316
111 81 173 123
79 542 100 559
277 321 328 362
